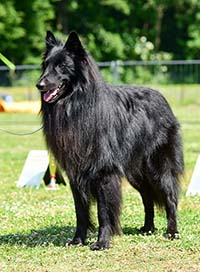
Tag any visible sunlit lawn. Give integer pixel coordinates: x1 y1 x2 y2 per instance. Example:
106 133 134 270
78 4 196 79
0 94 200 271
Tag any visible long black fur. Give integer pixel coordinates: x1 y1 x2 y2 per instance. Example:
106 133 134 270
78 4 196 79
36 31 184 250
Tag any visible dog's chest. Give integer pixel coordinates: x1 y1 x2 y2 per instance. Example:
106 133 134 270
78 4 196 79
46 111 95 162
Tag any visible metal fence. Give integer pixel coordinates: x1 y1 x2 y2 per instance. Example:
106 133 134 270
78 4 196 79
98 59 200 85
1 59 200 85
0 60 200 103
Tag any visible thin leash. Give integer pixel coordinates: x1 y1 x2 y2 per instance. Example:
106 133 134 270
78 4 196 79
0 125 43 136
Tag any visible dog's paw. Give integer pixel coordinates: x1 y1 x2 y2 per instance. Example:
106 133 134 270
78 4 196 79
140 226 155 235
163 232 180 240
90 241 110 250
67 237 84 247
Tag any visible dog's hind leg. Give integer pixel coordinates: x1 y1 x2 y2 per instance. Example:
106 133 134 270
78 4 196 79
138 185 155 234
68 184 92 246
161 173 179 239
90 172 122 250
128 175 155 234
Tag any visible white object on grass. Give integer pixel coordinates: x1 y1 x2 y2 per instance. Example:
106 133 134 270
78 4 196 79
186 155 200 196
16 150 49 188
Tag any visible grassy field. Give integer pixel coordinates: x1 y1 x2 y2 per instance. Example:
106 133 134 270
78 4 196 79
0 101 200 271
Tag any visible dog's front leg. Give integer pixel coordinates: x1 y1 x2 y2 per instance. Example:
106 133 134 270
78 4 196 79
68 184 90 246
90 191 111 250
90 173 122 250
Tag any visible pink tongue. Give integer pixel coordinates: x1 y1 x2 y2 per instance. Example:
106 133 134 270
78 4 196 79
43 88 58 102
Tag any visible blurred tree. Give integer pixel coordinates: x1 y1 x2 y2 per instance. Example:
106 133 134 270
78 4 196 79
52 0 131 60
14 0 55 64
0 0 200 64
186 1 200 58
0 0 24 63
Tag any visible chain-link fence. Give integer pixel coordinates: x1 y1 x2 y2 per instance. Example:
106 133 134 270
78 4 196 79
98 60 200 84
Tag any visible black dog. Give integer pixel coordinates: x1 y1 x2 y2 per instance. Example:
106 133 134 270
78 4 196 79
36 31 184 250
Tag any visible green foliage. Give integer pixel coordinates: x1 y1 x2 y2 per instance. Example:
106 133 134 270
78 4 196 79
96 28 125 60
0 0 24 59
14 0 55 64
101 0 131 15
1 1 200 65
187 8 200 58
134 36 154 61
0 0 55 64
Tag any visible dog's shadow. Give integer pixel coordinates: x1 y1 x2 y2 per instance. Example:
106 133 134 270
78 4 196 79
0 226 141 247
122 227 142 236
0 226 76 247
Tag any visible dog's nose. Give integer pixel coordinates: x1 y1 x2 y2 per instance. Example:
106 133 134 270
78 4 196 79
36 80 45 90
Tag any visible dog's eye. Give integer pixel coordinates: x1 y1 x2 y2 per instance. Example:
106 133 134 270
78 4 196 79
54 64 64 73
58 64 66 70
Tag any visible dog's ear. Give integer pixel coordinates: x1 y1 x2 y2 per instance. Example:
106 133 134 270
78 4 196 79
46 30 57 51
64 31 84 53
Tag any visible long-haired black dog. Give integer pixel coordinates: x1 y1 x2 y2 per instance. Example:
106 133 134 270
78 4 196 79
36 31 184 250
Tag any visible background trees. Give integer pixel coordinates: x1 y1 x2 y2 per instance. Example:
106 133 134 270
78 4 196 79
0 0 200 64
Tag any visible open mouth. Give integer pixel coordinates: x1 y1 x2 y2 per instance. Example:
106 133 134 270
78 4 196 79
43 82 65 103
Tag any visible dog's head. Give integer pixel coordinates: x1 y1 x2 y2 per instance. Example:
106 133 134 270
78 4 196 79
36 31 86 103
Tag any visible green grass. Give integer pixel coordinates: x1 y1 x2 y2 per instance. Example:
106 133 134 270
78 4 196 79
0 103 200 271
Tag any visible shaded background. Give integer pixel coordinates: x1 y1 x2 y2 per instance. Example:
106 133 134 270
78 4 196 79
1 0 200 65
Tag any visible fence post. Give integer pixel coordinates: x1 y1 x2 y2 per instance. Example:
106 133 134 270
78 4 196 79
111 61 120 84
